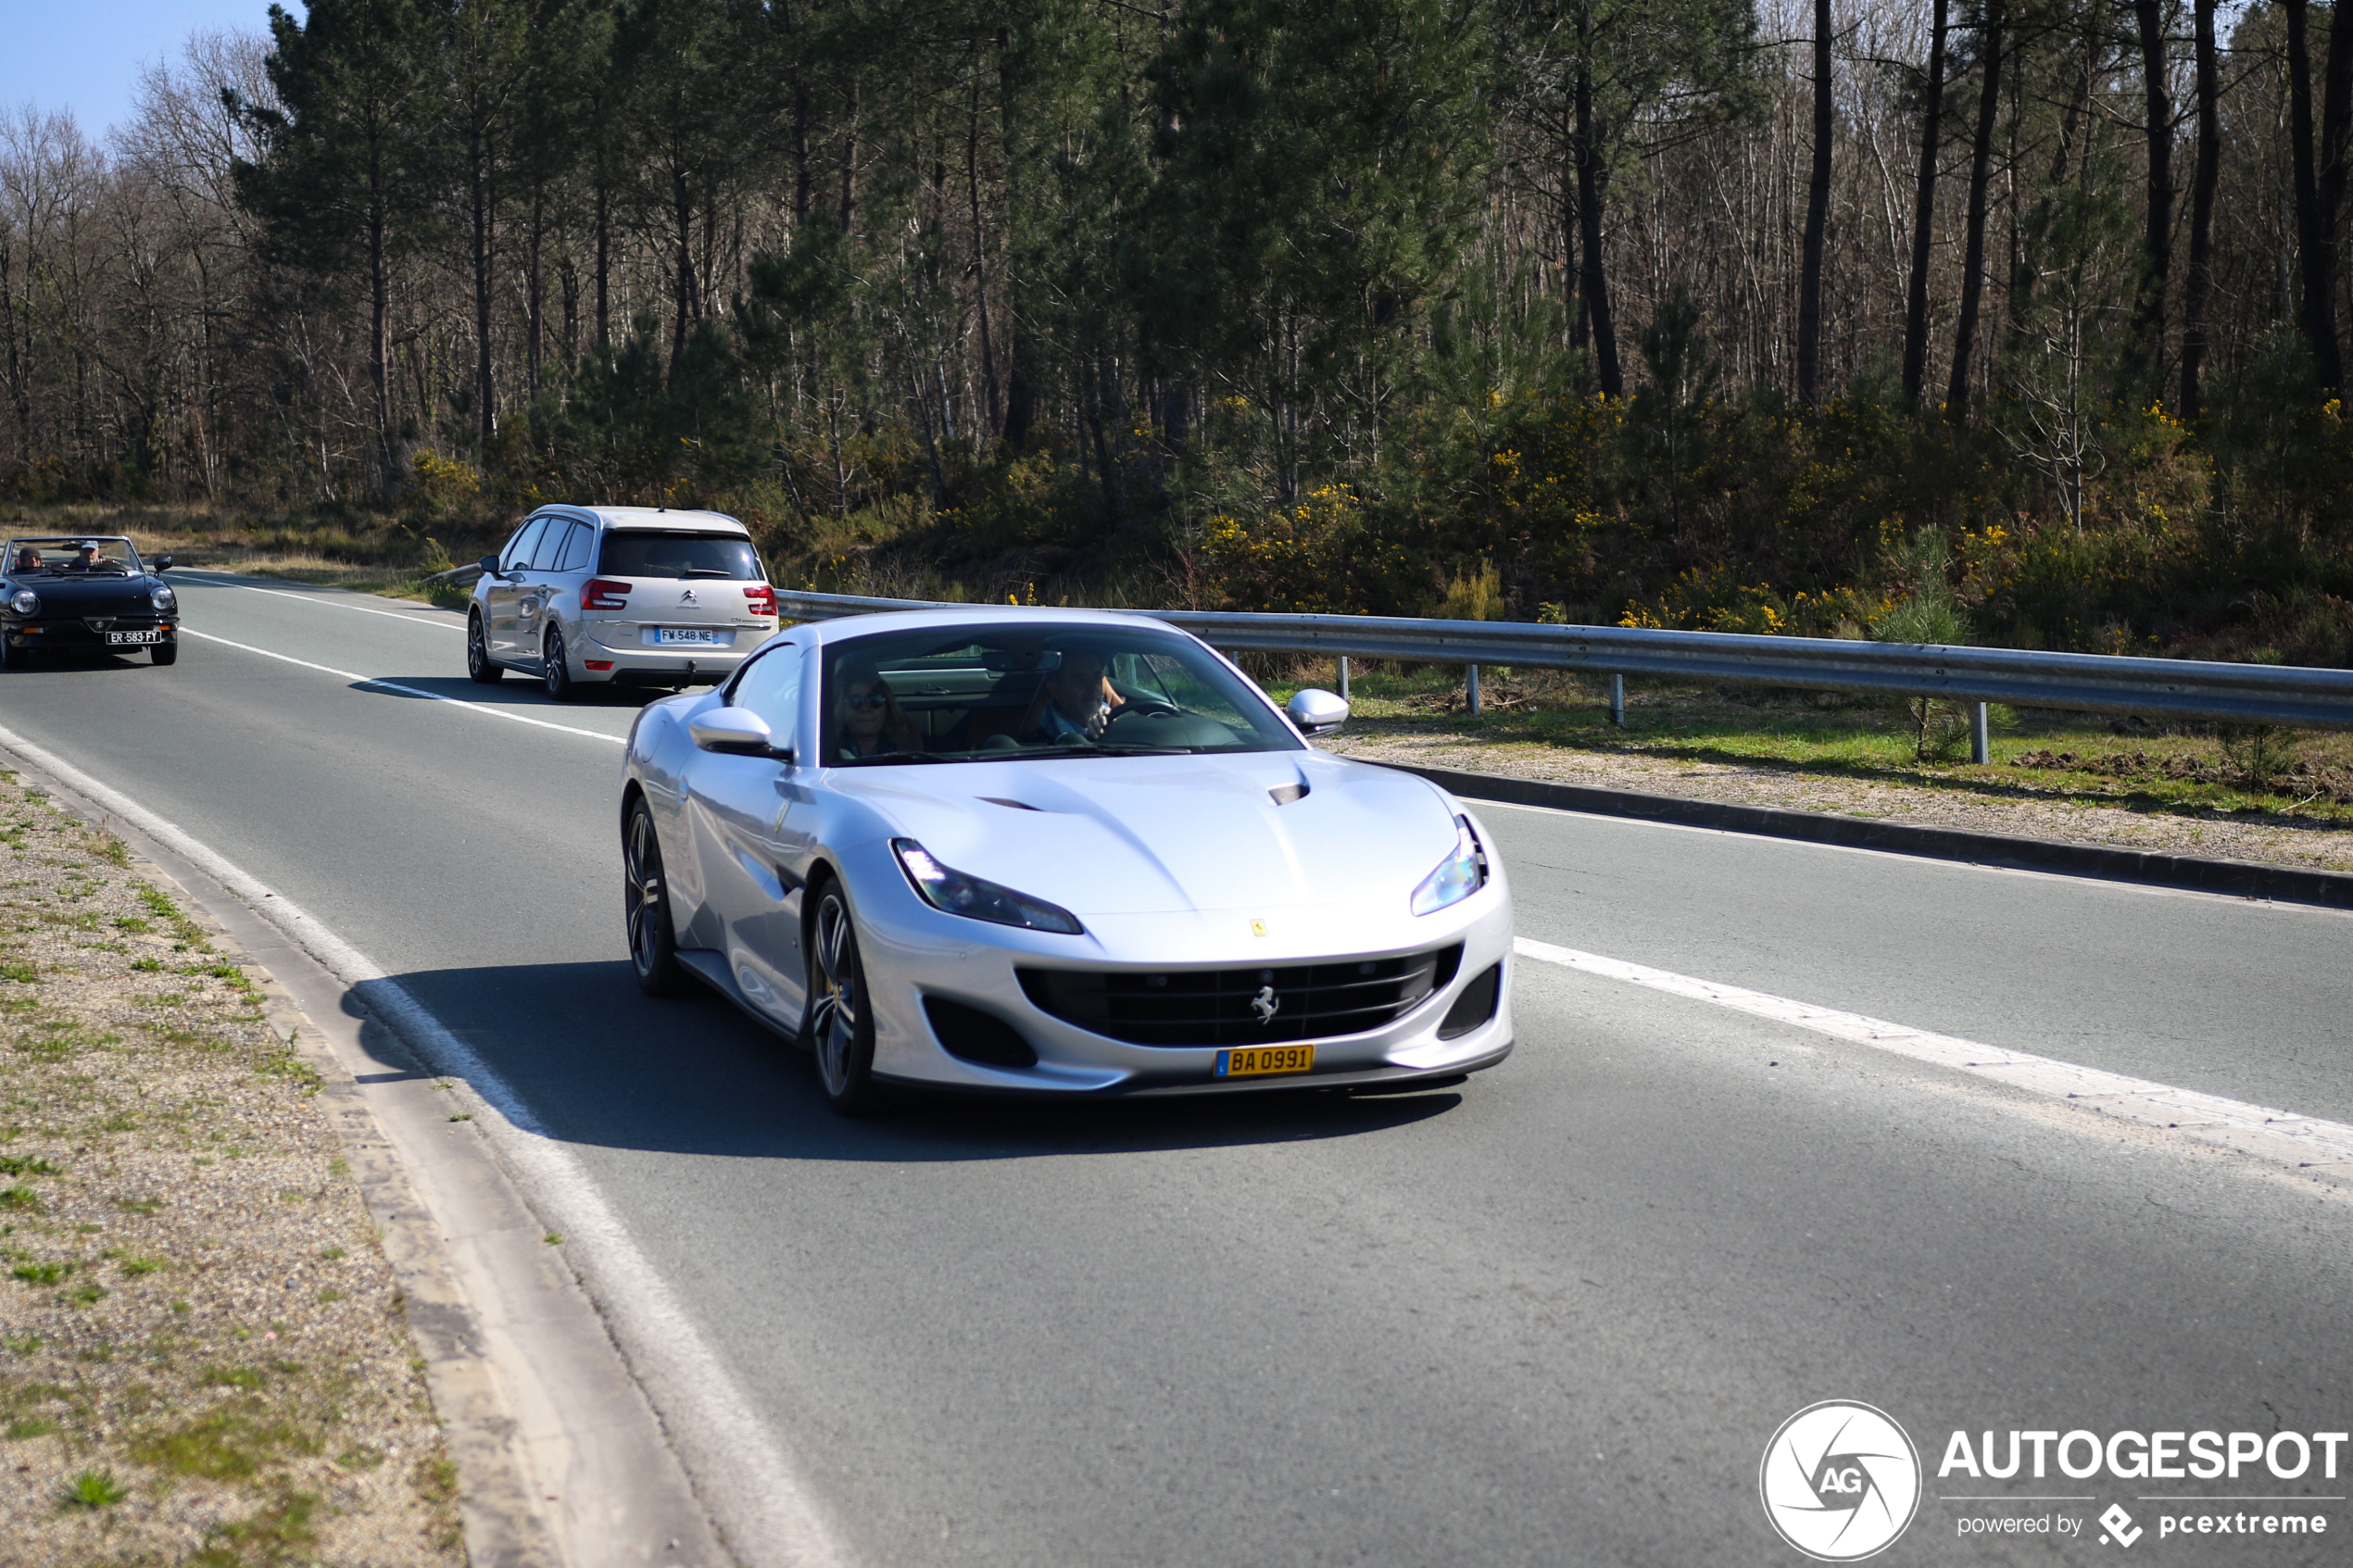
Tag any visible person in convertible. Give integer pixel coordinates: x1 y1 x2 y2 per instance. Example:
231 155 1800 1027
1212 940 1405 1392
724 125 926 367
1017 642 1135 744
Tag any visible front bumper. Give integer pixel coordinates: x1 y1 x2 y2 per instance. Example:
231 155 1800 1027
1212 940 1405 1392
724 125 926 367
842 844 1517 1097
6 618 174 651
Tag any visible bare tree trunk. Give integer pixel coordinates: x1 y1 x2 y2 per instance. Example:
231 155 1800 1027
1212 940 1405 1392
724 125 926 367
1903 0 1951 406
1948 0 2005 420
2123 0 2173 398
1798 0 1833 405
838 81 861 233
966 70 1000 441
2181 0 2219 421
1573 15 1621 397
471 137 496 446
2320 0 2353 386
595 178 610 348
2286 0 2344 388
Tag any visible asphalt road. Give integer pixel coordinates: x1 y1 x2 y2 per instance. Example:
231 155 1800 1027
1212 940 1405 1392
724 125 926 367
6 571 2349 1567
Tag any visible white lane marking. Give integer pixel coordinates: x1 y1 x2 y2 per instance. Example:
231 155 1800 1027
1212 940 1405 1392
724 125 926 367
0 720 849 1568
177 627 625 746
174 570 463 630
1513 936 2353 1176
1475 795 2353 919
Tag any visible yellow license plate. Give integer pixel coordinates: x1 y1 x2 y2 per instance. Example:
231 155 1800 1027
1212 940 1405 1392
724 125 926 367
1214 1044 1315 1079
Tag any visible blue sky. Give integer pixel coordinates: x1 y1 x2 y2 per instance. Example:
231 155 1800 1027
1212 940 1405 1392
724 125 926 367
0 1 292 142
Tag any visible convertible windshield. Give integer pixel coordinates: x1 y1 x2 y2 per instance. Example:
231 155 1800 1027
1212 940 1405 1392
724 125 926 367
821 623 1302 764
5 535 143 576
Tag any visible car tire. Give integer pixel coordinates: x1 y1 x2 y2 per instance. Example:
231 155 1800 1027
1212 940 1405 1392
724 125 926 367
805 881 886 1116
623 798 687 998
0 636 19 671
150 639 177 666
467 613 502 684
543 628 575 701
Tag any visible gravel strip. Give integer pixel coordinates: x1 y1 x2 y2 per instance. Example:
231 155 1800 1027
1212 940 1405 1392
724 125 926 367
1317 726 2353 874
0 771 462 1565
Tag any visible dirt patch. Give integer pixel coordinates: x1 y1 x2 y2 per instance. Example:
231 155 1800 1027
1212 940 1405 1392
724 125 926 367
0 774 461 1564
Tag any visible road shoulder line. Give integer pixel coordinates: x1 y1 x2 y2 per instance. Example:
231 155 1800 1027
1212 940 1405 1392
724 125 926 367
0 725 785 1568
1394 761 2353 911
1514 936 2353 1187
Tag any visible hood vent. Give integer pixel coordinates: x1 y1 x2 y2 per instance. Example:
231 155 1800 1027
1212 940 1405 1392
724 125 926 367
980 797 1040 811
1266 782 1309 806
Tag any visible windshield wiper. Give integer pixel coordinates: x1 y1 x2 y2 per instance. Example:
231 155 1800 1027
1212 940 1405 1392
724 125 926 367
682 566 736 577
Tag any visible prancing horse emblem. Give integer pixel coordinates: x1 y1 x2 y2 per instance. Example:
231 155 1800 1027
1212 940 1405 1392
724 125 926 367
1250 985 1279 1025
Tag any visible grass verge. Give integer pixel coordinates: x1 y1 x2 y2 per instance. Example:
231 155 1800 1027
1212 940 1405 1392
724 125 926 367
0 770 462 1565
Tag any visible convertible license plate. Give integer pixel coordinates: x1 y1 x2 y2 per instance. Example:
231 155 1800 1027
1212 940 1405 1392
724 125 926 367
107 630 160 646
651 627 729 646
1214 1044 1315 1079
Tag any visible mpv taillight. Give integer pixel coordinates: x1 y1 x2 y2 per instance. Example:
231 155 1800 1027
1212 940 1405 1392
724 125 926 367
744 583 777 616
582 579 630 610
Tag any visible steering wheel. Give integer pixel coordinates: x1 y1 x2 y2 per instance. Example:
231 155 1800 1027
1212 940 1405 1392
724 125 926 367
1114 695 1181 718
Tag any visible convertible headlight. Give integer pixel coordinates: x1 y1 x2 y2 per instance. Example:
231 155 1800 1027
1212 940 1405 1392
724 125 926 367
7 590 34 616
892 839 1084 935
1410 816 1487 916
150 584 176 611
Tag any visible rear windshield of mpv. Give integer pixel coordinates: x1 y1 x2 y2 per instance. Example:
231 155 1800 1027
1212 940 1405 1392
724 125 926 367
598 531 762 581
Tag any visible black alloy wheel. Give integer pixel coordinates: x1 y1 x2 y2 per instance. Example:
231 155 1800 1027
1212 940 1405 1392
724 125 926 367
806 883 885 1116
544 628 575 701
623 799 686 997
466 613 502 684
150 639 177 666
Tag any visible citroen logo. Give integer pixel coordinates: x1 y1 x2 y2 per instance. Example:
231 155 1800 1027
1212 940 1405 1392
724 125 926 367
680 588 698 606
1250 985 1279 1025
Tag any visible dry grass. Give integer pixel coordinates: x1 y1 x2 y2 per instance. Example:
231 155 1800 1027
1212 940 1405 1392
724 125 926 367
0 772 462 1566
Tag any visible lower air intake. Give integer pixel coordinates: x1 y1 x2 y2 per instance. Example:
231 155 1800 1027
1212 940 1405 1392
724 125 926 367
1018 944 1464 1048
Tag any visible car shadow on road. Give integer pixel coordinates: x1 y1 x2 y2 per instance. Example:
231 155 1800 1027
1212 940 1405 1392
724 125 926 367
355 960 1465 1163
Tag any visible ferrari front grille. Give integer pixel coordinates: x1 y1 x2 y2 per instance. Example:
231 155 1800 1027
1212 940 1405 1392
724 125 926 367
1017 944 1464 1047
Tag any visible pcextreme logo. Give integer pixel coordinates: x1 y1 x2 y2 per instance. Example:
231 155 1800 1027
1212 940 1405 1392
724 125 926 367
1761 1400 1924 1562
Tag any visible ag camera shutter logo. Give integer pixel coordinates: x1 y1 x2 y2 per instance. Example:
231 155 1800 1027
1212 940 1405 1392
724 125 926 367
1761 1400 1922 1561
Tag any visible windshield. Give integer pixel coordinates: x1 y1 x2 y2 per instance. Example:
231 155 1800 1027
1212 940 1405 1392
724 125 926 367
819 623 1302 765
598 531 762 581
5 535 143 576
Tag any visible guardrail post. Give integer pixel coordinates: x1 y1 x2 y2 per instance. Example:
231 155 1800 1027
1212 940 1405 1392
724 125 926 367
1466 664 1481 715
1338 656 1350 701
1970 701 1990 765
1609 673 1625 727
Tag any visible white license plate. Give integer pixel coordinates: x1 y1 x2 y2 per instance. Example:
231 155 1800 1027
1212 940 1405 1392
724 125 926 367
107 631 160 646
651 628 728 647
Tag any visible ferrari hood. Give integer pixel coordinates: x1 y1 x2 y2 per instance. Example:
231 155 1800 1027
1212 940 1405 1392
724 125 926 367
833 750 1465 917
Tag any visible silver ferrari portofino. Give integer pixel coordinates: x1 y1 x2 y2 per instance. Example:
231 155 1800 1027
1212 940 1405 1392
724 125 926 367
620 608 1514 1112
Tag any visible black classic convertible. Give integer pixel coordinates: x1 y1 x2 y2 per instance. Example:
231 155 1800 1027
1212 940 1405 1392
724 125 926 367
1 535 180 671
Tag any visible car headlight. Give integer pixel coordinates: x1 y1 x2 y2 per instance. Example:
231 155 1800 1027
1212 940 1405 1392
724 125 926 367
1410 816 1487 916
892 839 1084 935
7 590 35 616
150 584 176 611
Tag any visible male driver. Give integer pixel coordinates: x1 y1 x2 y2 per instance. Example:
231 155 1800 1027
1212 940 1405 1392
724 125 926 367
11 547 39 573
1019 644 1125 743
68 541 106 571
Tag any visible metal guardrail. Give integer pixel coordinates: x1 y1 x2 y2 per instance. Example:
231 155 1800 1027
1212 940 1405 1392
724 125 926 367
770 587 2353 731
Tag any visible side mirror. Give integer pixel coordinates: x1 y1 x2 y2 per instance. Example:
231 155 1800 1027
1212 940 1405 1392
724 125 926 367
154 556 173 571
477 555 502 577
690 706 793 760
1287 688 1350 735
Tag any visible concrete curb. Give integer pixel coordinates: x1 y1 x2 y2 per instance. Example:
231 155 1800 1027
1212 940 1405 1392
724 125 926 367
0 741 731 1568
1388 762 2353 911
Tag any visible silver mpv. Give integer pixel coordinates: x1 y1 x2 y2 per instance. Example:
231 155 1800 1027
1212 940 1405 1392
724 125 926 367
466 506 780 698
